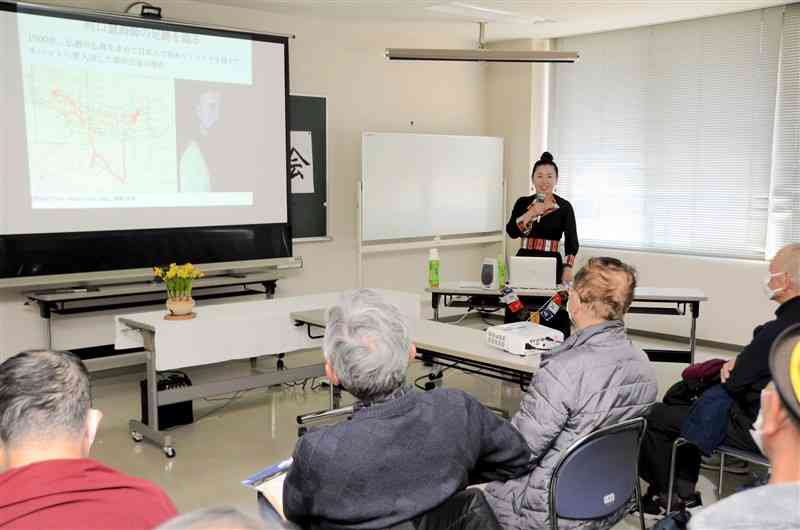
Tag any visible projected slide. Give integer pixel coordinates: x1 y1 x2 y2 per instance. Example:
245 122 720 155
1 6 288 235
17 13 257 210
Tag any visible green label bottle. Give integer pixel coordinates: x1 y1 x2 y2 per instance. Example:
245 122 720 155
428 248 440 288
497 253 506 286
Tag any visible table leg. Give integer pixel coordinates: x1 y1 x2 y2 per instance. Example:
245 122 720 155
432 293 441 321
689 302 699 364
129 341 175 458
498 381 522 418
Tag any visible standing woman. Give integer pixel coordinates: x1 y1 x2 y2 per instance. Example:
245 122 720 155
506 152 579 335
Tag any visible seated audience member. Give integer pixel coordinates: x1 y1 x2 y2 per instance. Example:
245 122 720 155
157 506 280 530
0 350 177 529
688 324 800 530
639 244 800 513
485 257 658 530
282 289 532 530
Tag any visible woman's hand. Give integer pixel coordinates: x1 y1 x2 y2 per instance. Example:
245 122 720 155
527 202 548 219
562 267 573 285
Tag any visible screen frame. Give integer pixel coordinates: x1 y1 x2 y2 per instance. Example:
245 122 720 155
0 1 294 284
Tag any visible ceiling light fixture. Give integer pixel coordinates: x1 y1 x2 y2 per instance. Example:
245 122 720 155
386 22 579 64
426 2 551 24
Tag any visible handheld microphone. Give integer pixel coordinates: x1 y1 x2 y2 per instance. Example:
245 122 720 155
531 192 546 223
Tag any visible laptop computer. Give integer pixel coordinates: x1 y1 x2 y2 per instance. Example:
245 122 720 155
508 256 557 290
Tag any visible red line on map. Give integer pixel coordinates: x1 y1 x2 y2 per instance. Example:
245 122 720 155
50 87 142 184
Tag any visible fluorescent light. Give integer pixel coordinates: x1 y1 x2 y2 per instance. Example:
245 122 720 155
426 2 551 24
385 48 579 63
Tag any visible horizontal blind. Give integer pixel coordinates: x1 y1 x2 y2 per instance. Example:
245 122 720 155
769 4 800 256
551 8 782 259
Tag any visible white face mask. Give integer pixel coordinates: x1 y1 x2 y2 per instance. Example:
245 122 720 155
749 407 766 456
763 272 786 301
566 293 578 328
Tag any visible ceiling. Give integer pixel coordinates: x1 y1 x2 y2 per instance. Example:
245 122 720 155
189 0 787 40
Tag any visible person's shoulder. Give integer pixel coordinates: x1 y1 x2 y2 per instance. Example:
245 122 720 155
89 460 172 496
292 418 354 461
689 483 800 530
513 195 534 208
427 388 489 415
427 387 473 406
554 194 573 209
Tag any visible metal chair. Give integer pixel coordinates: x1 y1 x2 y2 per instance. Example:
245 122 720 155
548 417 647 530
715 444 770 495
666 437 771 514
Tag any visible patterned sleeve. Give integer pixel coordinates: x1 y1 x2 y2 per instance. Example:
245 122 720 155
563 202 579 266
506 197 533 239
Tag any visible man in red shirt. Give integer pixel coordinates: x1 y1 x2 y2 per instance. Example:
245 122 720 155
0 350 177 529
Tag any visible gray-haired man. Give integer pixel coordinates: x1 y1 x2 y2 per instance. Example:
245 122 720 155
0 350 176 529
283 289 533 530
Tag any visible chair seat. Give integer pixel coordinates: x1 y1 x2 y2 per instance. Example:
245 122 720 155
715 445 769 467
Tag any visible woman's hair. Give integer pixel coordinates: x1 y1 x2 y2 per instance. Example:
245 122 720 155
531 151 559 179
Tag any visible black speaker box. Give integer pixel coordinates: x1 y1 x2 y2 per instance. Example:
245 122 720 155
140 372 194 430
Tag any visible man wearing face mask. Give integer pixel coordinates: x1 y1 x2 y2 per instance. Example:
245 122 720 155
485 257 658 530
638 243 800 514
689 324 800 529
0 350 177 529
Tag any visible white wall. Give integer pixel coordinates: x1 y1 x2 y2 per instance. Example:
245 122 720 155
0 0 496 358
578 247 773 346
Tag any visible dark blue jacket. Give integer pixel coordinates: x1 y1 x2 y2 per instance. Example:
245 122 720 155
283 387 532 530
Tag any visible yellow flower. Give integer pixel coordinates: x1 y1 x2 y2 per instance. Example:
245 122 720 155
153 267 163 278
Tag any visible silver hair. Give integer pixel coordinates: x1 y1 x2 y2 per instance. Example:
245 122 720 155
778 243 800 287
156 507 276 530
0 350 91 447
323 289 412 401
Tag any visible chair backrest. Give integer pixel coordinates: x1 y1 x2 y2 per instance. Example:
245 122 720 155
549 417 646 526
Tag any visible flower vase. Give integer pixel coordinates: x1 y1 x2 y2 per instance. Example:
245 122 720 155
165 296 196 320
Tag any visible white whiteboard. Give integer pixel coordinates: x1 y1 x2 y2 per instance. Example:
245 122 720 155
362 133 504 241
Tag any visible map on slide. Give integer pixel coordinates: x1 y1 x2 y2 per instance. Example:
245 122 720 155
22 65 178 196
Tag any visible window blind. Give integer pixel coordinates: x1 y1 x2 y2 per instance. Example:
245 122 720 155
551 8 782 259
769 4 800 256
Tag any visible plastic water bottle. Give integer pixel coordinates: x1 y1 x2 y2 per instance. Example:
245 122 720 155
500 285 531 322
539 291 569 322
428 248 440 288
497 253 506 287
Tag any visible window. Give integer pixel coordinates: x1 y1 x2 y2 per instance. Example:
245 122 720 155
550 8 782 259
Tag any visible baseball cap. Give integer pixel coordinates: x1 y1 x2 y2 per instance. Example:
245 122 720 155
769 323 800 423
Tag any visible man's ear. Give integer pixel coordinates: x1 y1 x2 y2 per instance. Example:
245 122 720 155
762 390 790 437
325 361 340 386
83 409 103 456
408 343 417 362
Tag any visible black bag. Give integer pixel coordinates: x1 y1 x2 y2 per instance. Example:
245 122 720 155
140 371 194 430
652 509 691 530
663 378 719 407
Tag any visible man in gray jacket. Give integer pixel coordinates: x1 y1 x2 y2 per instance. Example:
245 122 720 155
485 257 658 530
